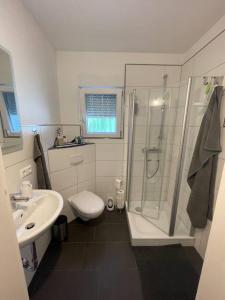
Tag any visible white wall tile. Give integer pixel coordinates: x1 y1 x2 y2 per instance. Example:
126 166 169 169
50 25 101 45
96 143 124 161
132 144 145 161
62 125 81 141
77 162 95 183
78 178 96 193
50 167 77 191
133 125 147 144
130 176 143 193
5 158 37 193
48 144 95 172
58 186 77 222
131 161 144 177
96 161 123 177
48 148 74 172
79 144 96 164
96 176 117 196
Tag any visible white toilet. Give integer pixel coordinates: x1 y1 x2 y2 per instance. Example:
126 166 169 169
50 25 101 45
68 190 105 221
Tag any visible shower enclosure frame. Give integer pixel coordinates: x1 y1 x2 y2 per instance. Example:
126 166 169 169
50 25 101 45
125 76 193 236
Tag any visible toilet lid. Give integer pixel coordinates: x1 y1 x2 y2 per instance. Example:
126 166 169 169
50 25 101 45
69 191 104 214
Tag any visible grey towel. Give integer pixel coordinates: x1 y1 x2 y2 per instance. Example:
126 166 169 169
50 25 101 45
187 86 223 228
33 134 52 190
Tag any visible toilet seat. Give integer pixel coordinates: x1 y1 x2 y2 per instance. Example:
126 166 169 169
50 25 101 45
68 191 104 220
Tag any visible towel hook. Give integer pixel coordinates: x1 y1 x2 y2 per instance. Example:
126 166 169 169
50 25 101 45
32 128 38 135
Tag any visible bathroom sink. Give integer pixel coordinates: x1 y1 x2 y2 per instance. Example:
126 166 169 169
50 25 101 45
13 190 63 247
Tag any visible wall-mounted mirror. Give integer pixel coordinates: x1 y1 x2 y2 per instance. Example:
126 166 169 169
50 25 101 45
0 47 22 154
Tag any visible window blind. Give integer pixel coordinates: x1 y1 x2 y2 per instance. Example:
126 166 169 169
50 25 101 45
85 94 117 117
2 92 20 133
3 92 17 115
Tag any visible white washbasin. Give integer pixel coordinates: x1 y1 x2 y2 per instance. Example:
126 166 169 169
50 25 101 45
13 190 63 247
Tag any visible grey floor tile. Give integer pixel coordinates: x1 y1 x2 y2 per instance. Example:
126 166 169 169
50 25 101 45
29 208 201 300
183 246 203 275
84 242 137 271
29 269 99 300
98 269 143 300
67 224 95 242
101 209 127 224
41 243 85 270
95 223 130 242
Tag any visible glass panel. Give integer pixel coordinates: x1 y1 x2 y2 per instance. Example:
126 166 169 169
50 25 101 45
141 87 177 234
127 86 181 235
167 80 190 235
128 88 149 213
127 76 224 236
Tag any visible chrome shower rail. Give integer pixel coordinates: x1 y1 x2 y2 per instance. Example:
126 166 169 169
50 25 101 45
126 89 136 210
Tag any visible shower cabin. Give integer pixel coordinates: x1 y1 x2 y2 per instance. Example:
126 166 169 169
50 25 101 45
124 64 223 245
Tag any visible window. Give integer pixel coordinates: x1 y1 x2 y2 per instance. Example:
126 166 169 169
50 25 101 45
80 88 123 138
2 92 21 134
0 90 21 137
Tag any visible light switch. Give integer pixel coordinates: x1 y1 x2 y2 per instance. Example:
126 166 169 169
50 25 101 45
20 165 32 178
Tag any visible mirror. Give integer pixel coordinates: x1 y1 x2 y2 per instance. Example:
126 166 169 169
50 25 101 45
0 47 22 154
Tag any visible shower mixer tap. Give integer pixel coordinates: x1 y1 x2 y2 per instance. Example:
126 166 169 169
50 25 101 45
142 147 160 153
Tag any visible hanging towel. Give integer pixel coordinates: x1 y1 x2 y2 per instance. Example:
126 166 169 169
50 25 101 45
187 86 223 228
33 134 52 190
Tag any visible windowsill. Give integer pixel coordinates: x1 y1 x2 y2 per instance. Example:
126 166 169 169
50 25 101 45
84 137 124 140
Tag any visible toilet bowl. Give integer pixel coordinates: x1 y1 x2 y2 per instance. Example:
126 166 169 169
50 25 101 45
68 190 105 221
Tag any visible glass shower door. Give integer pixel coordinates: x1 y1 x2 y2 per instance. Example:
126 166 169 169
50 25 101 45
127 85 182 235
128 88 150 213
141 87 175 233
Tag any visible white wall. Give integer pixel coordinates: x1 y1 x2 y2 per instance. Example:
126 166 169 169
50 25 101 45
56 51 182 202
0 49 13 85
0 0 60 286
196 163 225 300
181 17 225 258
0 0 60 191
57 51 182 124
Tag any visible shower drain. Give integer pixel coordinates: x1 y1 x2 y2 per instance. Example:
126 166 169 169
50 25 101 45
135 207 142 213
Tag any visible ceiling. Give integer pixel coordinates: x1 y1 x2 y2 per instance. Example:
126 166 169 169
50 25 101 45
23 0 225 53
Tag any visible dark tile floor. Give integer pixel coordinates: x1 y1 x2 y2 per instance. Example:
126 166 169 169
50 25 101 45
29 209 203 300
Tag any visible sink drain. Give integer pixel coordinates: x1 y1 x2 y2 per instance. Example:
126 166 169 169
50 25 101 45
25 222 35 230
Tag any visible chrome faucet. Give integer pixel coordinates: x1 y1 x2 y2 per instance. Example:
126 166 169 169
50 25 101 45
10 193 30 202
